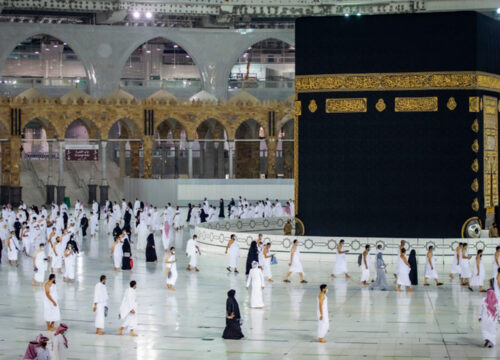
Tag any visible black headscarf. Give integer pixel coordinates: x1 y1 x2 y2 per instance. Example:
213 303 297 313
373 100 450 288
187 203 192 222
245 241 259 275
226 290 240 319
408 249 418 285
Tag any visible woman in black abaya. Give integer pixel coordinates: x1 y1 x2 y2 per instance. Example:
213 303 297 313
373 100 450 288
408 249 418 285
121 236 132 270
145 233 158 263
222 289 244 340
245 241 259 275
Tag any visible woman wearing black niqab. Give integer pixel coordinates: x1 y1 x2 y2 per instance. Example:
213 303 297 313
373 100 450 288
408 249 418 285
145 233 158 262
222 289 244 340
245 241 259 275
219 199 225 218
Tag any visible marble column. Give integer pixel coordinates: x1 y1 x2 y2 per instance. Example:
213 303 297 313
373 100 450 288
228 141 234 179
99 140 109 206
267 138 277 178
45 141 55 205
56 140 65 205
119 141 126 178
187 140 193 178
130 142 140 178
88 154 97 205
217 141 225 178
9 137 22 206
142 136 153 179
1 141 10 205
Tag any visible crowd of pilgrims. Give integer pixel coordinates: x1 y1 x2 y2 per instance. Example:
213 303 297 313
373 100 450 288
4 196 500 356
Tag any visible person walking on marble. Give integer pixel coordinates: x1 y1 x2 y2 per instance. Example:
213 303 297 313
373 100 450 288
360 244 371 286
493 246 500 279
225 234 240 273
331 239 350 279
423 246 443 287
469 249 486 292
460 243 472 286
317 284 329 343
44 274 60 331
479 289 500 348
119 280 139 337
246 261 265 308
283 239 307 283
32 243 48 287
165 247 178 291
263 242 275 283
396 248 413 292
186 235 201 272
449 243 462 280
93 275 109 335
7 230 19 266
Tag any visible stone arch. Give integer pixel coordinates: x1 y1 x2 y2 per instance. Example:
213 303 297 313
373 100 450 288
63 118 101 140
235 119 266 179
107 118 137 140
0 33 92 90
21 119 50 154
227 37 295 92
120 36 201 89
195 118 228 178
153 118 189 179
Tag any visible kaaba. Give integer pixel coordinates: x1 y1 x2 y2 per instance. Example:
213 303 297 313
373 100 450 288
295 12 500 238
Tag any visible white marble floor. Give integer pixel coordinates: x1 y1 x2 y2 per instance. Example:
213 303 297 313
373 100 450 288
0 225 498 360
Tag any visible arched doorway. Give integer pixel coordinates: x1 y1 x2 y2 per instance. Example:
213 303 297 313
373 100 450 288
235 119 265 178
195 119 228 178
155 118 187 178
228 38 295 100
278 118 294 178
121 37 201 96
0 34 88 95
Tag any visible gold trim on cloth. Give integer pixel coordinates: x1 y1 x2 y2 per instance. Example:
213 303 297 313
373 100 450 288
308 99 318 113
469 97 480 112
375 98 386 112
294 94 299 215
483 95 499 208
471 139 479 153
471 178 479 192
472 198 480 212
295 100 301 116
447 97 457 111
471 159 479 173
394 97 438 112
296 71 500 93
325 98 367 113
471 119 479 133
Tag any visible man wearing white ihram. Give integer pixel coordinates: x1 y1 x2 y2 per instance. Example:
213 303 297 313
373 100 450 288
283 239 307 283
119 280 138 337
246 261 265 308
32 243 47 286
186 235 201 271
93 275 109 335
225 234 240 273
44 273 60 331
361 244 371 286
331 239 350 279
317 284 329 343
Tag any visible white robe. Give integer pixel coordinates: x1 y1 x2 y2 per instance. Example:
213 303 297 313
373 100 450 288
317 295 329 338
263 252 272 279
186 239 199 267
120 288 138 331
50 333 67 360
44 283 60 322
64 250 76 280
136 223 149 251
113 241 123 268
289 248 304 274
397 256 411 286
52 242 64 270
361 253 371 282
246 267 265 308
7 236 19 261
333 246 348 275
166 254 178 286
460 251 472 279
493 255 500 279
172 215 183 247
33 250 47 283
470 257 485 287
90 215 99 236
479 300 500 345
93 282 109 329
424 255 438 280
228 240 240 269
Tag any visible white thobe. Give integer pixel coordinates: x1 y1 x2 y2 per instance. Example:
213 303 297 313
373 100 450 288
44 283 60 322
247 268 265 308
479 301 500 345
33 249 47 283
51 333 67 360
186 239 199 267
